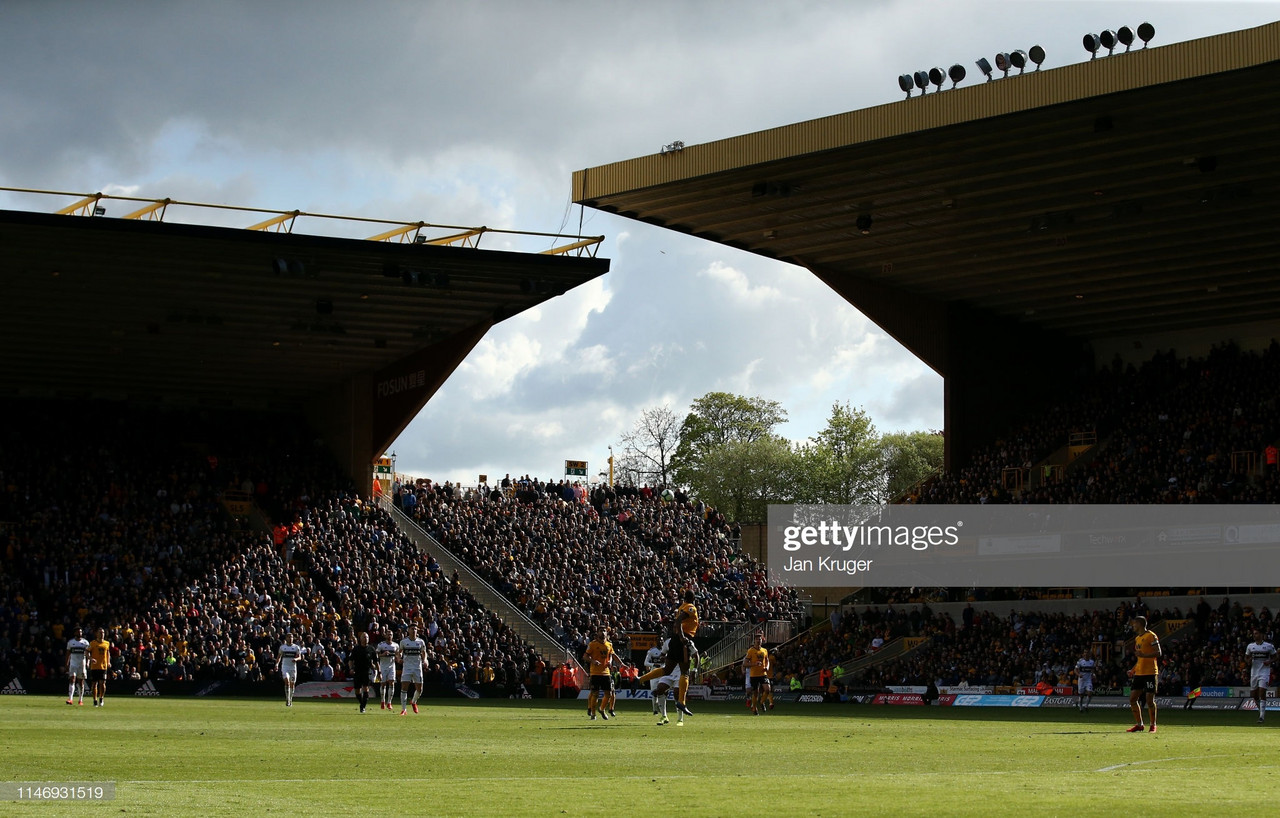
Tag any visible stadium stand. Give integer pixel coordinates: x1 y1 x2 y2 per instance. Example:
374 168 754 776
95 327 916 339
0 401 534 696
765 343 1280 694
920 343 1280 505
769 598 1274 696
402 481 806 658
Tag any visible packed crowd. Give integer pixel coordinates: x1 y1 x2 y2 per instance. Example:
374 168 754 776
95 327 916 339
0 402 533 695
920 342 1280 504
399 477 803 658
768 596 1275 696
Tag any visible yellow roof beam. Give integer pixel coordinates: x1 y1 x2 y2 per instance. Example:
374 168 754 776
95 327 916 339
55 193 105 216
123 198 171 221
367 222 426 243
539 236 603 257
247 211 300 232
423 228 485 247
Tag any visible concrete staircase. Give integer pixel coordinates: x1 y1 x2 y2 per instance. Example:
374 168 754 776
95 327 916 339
381 499 582 672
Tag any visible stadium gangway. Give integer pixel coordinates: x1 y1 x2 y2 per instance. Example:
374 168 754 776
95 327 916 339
700 620 762 678
380 498 585 675
801 634 932 688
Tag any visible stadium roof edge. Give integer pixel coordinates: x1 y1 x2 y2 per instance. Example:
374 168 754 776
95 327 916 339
572 20 1280 201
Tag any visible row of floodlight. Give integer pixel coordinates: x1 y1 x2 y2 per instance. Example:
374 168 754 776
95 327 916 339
900 23 1157 98
1085 23 1155 58
898 46 1044 97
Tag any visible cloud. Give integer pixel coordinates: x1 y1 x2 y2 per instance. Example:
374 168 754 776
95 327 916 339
4 1 1274 483
698 261 787 307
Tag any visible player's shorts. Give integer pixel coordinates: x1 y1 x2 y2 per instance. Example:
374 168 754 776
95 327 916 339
1077 677 1093 693
1131 674 1157 694
280 667 297 683
743 674 752 690
379 664 397 684
1250 669 1271 689
590 674 613 692
88 669 107 683
668 637 692 669
752 675 771 688
354 672 374 688
401 668 424 685
68 666 87 680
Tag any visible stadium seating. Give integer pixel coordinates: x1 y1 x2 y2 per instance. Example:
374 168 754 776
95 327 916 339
403 481 805 658
0 402 533 695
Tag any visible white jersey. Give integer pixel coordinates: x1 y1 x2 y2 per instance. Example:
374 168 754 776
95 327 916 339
376 640 399 678
66 638 90 675
643 646 664 671
1074 657 1095 691
1074 657 1096 680
399 638 427 675
279 642 305 675
1246 640 1276 681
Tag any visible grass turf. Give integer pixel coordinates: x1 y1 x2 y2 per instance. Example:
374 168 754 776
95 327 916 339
1 696 1275 816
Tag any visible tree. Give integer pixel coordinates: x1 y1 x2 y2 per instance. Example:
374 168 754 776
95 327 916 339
801 402 882 505
694 435 798 523
672 392 786 488
615 405 680 487
880 430 945 502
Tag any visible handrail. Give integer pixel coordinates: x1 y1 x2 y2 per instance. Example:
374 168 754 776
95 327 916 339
380 498 584 674
0 186 605 258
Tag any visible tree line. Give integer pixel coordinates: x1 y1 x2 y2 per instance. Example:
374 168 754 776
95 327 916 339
615 391 943 522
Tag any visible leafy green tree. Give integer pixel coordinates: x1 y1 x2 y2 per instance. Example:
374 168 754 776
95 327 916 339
672 392 786 488
880 430 945 501
802 402 881 505
694 435 797 523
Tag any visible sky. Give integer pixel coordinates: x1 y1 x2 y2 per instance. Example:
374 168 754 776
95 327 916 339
2 1 1277 485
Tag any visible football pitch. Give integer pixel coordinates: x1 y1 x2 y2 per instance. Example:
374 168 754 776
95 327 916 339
1 697 1275 816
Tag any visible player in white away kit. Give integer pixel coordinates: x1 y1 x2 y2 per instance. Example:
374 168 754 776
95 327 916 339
376 628 400 711
1074 651 1096 712
651 639 685 726
398 625 428 715
644 640 666 717
1245 629 1276 723
277 638 306 707
65 627 90 706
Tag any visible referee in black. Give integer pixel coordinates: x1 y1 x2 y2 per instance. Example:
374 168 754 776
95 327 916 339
348 630 379 714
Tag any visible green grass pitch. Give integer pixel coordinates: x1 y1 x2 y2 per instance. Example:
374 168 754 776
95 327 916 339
1 696 1275 816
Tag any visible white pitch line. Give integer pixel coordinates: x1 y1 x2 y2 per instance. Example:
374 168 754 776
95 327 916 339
1095 755 1228 773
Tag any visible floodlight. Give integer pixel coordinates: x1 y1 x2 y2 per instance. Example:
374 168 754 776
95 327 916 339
994 52 1012 77
928 67 945 90
1099 29 1117 54
948 64 966 87
855 214 873 235
1010 50 1027 73
1028 45 1045 69
1117 26 1135 50
975 57 993 81
899 74 914 98
913 71 929 92
1137 22 1155 47
1083 33 1101 59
